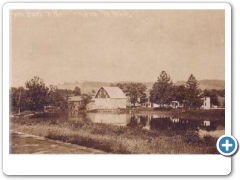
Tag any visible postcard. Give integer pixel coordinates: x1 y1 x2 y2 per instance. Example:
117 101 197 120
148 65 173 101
3 2 233 175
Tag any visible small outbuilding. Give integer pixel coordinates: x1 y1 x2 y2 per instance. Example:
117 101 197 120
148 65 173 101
68 96 83 112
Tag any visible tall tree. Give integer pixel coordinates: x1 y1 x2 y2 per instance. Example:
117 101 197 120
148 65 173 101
172 85 187 104
73 86 81 96
10 87 27 114
79 93 92 110
150 71 173 106
139 93 148 105
217 89 225 97
185 74 202 108
25 76 49 111
48 85 69 110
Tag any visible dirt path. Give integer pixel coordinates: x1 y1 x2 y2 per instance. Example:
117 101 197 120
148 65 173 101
10 131 106 154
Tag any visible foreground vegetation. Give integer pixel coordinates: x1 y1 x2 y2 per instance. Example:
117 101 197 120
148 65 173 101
10 112 220 154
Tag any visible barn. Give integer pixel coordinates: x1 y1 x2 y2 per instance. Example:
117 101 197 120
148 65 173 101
94 87 127 109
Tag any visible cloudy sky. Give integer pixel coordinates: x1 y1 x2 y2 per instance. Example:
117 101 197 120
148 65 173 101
10 10 225 87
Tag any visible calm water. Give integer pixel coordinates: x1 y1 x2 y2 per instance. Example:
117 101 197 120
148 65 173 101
68 112 225 137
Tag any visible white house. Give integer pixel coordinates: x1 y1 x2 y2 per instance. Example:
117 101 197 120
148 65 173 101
141 98 160 108
201 97 211 109
170 101 184 109
92 87 127 109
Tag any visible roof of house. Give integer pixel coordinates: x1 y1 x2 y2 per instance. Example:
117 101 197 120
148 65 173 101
95 87 127 99
68 96 82 102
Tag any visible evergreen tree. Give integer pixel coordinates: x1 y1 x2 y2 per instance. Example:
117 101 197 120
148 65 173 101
185 74 202 108
172 85 187 104
150 71 173 106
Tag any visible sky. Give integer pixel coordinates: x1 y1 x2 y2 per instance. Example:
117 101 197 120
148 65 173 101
10 10 225 87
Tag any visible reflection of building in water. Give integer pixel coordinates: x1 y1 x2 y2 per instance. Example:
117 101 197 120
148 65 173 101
203 120 210 126
128 115 151 128
152 115 160 118
143 116 151 130
87 87 127 110
68 113 87 121
170 117 180 123
87 113 129 125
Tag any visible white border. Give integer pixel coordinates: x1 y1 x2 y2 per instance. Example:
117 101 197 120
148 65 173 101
3 3 231 175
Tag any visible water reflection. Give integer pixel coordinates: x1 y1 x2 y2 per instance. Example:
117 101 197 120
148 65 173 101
87 113 129 125
203 120 210 126
68 112 224 134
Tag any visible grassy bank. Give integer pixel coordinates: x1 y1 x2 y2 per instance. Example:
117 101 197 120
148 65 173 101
10 112 220 154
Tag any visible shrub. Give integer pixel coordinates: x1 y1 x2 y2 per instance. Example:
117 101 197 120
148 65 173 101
30 112 66 119
90 127 107 135
183 131 200 144
203 135 217 146
69 121 85 130
114 126 127 136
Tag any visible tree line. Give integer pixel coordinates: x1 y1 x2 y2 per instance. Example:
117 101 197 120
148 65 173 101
149 71 224 108
10 72 225 113
110 82 148 106
112 71 224 108
10 76 91 114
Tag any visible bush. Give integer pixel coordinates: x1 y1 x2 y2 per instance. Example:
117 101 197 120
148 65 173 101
114 126 127 136
90 127 107 135
69 121 85 130
30 112 66 119
183 131 200 144
203 135 217 146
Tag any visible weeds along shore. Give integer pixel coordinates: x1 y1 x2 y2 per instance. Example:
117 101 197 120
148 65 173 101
10 111 221 154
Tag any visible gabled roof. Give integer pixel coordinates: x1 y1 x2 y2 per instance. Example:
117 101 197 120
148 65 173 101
95 87 127 99
68 96 82 102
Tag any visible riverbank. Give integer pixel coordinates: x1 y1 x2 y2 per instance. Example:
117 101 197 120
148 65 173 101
10 110 222 154
10 131 105 154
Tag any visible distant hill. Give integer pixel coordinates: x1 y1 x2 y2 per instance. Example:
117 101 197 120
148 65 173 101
175 80 225 90
57 81 154 93
56 79 224 93
57 81 110 93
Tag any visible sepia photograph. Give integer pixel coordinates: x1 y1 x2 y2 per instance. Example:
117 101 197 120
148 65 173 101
9 9 225 155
